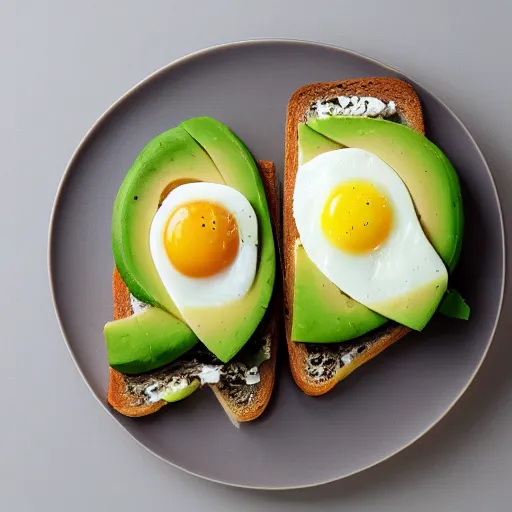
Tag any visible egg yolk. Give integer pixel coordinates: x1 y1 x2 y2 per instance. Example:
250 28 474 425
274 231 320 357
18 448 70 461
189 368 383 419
321 181 392 254
164 201 239 278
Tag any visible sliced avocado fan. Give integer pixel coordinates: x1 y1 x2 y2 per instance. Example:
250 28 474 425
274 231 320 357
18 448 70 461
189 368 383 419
106 117 275 371
293 117 464 342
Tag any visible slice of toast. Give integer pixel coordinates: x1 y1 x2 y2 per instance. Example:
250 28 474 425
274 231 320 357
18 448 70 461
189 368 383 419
283 78 423 395
108 160 280 421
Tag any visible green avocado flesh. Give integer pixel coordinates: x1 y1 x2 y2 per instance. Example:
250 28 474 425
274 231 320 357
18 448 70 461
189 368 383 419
292 243 387 342
439 289 470 320
104 307 198 374
106 117 275 371
111 126 225 317
293 116 463 342
161 379 200 402
298 123 343 164
180 117 276 362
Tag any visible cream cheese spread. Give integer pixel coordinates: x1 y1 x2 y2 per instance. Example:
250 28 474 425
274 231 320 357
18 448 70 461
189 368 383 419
245 366 261 385
198 365 222 385
139 362 262 405
130 294 149 315
308 96 397 120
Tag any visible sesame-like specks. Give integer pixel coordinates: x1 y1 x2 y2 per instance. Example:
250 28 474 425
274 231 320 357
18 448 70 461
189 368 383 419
305 324 398 381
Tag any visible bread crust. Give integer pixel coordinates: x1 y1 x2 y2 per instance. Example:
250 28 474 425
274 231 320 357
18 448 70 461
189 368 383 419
284 78 422 395
107 160 280 420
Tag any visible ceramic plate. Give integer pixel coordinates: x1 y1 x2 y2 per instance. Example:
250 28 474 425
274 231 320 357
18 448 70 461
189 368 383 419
49 40 504 489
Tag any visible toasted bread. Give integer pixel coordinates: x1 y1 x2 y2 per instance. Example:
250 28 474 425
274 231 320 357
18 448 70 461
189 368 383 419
108 160 280 421
283 78 423 395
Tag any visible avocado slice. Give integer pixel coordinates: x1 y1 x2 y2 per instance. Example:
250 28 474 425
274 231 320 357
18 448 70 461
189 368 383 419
104 307 198 374
292 243 386 342
439 289 470 320
177 117 276 362
292 117 463 342
298 123 343 164
307 116 463 270
112 126 225 317
161 379 200 402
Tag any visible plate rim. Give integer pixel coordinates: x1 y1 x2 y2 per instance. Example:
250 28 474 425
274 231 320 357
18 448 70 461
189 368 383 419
47 38 506 490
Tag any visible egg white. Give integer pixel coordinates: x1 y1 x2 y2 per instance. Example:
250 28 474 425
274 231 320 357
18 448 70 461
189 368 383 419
293 148 448 328
150 182 258 309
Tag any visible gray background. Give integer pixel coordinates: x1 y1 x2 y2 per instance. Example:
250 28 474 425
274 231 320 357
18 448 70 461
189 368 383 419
2 0 511 510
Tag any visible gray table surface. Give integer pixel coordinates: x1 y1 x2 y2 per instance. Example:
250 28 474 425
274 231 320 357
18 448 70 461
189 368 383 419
3 0 512 510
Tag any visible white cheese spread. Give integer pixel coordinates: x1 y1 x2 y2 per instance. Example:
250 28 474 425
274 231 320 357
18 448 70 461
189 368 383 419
245 366 261 385
198 365 222 385
130 294 149 315
341 353 354 366
308 96 396 120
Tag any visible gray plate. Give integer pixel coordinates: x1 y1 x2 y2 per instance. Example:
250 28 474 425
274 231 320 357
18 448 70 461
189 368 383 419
48 40 504 489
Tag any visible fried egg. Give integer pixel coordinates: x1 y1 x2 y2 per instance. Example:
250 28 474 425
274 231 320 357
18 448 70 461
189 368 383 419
293 148 448 330
149 182 258 310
